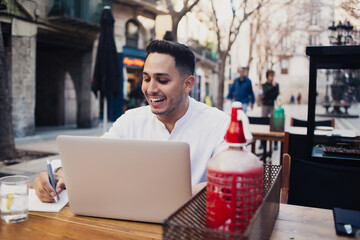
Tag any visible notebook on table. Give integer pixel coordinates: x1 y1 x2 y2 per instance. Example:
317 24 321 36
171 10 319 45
57 135 192 223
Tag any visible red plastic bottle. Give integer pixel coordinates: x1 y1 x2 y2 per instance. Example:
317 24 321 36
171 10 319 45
206 102 264 233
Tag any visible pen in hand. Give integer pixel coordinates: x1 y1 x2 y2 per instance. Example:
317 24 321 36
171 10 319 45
47 160 58 203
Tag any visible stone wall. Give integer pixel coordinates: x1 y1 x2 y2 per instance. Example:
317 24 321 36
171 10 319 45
70 49 94 128
11 35 36 137
64 73 77 125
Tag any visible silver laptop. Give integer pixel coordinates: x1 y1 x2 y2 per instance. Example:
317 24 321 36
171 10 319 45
57 135 192 223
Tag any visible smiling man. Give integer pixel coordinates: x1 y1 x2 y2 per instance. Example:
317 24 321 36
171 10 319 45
34 40 230 202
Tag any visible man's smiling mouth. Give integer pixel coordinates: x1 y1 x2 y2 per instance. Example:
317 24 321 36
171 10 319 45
149 97 165 103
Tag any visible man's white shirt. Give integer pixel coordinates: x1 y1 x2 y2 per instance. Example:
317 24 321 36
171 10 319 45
103 97 230 185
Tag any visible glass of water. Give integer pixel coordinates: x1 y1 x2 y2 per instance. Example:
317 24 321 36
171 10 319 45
0 175 29 223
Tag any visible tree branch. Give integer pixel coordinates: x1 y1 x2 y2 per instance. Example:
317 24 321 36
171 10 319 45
211 0 221 54
179 0 201 19
187 0 200 12
165 0 176 15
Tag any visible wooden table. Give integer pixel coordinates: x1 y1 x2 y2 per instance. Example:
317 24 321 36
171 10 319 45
251 124 286 141
0 204 348 239
250 124 289 162
1 205 162 240
271 204 349 240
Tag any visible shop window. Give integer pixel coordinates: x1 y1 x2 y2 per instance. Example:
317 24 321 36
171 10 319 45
281 37 289 51
126 19 139 48
310 12 318 26
309 34 319 45
205 82 210 96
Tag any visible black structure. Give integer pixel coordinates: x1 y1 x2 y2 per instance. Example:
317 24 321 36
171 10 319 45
325 21 359 116
306 45 360 158
288 156 360 210
287 46 360 210
308 46 359 118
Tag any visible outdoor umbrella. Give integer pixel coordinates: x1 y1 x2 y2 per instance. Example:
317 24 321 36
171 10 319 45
92 6 121 132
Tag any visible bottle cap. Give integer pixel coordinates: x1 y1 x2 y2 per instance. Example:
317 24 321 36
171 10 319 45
231 102 242 109
225 103 252 145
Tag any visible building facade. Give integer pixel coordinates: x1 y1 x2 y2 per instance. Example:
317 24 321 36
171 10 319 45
0 0 164 137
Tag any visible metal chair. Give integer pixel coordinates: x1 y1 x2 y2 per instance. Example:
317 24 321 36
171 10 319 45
248 116 270 125
290 117 335 128
248 117 272 162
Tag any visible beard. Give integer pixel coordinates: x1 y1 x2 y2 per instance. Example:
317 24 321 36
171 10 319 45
146 92 186 119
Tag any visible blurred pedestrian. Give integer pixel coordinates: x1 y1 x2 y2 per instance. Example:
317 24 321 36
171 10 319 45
290 94 295 104
261 70 279 117
297 92 302 104
226 66 255 113
261 70 279 151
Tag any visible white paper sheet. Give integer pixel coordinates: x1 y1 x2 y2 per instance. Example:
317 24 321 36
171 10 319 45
29 189 68 212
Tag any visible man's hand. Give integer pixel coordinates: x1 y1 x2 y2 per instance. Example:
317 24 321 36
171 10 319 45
250 103 254 109
34 168 65 203
272 81 278 87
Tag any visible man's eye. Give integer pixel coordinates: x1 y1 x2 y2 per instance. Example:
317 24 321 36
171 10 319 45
158 79 168 84
143 78 150 82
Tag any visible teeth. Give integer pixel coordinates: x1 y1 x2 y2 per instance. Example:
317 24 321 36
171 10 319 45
150 98 164 103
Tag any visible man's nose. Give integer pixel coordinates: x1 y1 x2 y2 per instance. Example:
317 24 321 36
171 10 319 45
147 79 158 93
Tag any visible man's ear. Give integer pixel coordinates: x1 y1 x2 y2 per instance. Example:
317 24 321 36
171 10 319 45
183 75 195 94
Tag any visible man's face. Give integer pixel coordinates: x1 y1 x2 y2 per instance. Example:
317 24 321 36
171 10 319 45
238 68 246 79
267 73 274 82
142 53 193 121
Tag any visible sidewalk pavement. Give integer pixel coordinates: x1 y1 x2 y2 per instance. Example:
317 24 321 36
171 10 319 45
0 124 112 186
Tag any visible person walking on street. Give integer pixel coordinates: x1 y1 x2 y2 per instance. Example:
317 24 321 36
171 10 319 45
261 70 279 117
260 70 279 151
226 67 255 113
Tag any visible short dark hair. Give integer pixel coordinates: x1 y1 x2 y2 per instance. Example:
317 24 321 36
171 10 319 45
266 69 275 78
145 40 195 77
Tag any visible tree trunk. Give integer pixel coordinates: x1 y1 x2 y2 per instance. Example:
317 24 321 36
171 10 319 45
247 22 254 69
171 15 180 42
216 54 227 110
0 23 16 161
